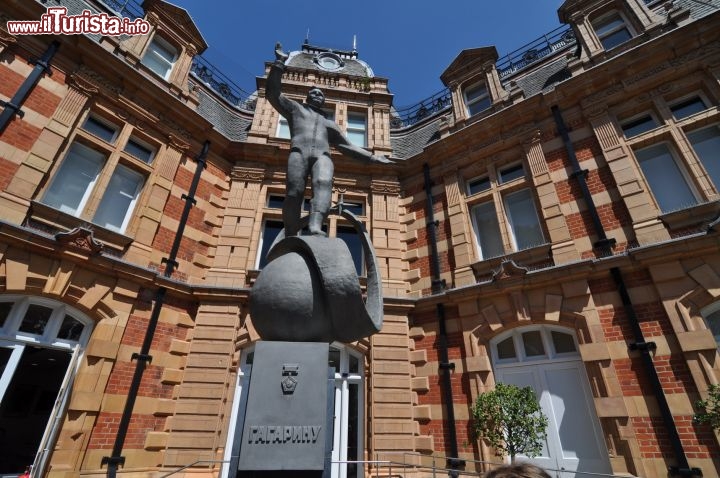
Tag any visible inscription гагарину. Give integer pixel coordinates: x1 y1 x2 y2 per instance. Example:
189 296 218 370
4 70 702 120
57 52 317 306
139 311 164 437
247 425 321 444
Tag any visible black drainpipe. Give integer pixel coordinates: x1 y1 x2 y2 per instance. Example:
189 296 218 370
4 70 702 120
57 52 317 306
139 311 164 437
103 140 210 478
0 40 60 135
423 163 464 476
552 106 700 477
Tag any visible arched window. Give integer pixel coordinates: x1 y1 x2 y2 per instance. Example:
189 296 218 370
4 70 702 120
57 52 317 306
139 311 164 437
0 296 92 476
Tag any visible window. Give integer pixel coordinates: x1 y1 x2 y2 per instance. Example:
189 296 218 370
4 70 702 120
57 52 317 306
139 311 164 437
498 163 525 184
92 165 144 232
670 96 707 120
504 188 545 250
276 115 290 139
471 201 504 259
141 36 177 80
257 219 283 269
42 143 105 217
40 111 156 234
124 136 155 164
337 225 363 275
467 176 490 195
346 112 367 148
464 82 491 117
619 91 720 217
592 12 632 50
467 164 544 261
620 114 658 137
704 309 720 344
635 143 697 213
491 327 578 365
82 115 119 143
687 125 720 187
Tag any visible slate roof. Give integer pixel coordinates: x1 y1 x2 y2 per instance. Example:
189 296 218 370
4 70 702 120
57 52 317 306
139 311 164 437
389 116 445 160
286 51 373 78
510 57 572 98
195 87 253 142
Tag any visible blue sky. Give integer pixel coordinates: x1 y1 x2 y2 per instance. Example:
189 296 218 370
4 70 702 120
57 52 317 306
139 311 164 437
170 1 565 109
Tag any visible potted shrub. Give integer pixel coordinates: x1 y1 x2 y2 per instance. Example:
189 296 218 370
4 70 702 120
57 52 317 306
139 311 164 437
471 382 549 462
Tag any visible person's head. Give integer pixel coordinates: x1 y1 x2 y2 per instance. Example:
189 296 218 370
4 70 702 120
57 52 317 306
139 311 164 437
306 87 325 108
484 463 551 478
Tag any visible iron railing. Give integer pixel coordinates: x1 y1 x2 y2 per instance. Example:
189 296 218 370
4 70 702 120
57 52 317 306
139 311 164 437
95 0 144 20
391 88 452 129
190 56 256 111
496 24 577 80
157 454 639 478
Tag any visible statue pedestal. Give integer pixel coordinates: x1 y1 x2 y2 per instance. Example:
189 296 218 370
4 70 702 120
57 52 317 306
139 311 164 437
232 341 333 477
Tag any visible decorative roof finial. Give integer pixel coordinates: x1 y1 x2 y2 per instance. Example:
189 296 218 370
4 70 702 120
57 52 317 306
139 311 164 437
305 28 310 44
352 34 357 51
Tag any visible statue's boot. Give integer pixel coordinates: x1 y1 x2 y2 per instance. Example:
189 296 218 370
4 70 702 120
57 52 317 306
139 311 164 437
308 212 327 236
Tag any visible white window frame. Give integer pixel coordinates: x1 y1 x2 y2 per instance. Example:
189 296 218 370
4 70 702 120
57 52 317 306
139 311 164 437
463 81 491 117
276 115 290 139
503 187 545 252
592 11 634 50
141 35 178 81
490 326 580 367
92 164 145 233
619 111 660 138
42 142 105 217
346 111 367 148
123 135 156 164
470 200 504 260
82 115 120 144
633 141 699 213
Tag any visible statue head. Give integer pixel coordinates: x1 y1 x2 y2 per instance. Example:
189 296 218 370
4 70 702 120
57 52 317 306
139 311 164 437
306 87 325 108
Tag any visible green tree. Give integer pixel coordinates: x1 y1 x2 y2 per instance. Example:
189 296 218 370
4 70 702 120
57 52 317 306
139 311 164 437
471 383 549 462
694 383 720 430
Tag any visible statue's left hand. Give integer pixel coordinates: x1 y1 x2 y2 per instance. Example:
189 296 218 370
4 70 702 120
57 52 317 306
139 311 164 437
274 42 289 63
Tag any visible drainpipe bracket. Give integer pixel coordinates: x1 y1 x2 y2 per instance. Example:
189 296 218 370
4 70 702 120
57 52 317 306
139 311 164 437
101 456 125 468
181 193 197 206
446 457 466 469
439 361 455 370
161 257 179 269
629 341 657 352
668 466 702 477
569 168 589 179
131 352 153 364
0 100 24 119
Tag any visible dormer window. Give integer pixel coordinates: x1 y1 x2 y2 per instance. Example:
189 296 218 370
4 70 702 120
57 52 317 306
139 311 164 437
142 36 178 80
464 82 491 117
592 12 633 50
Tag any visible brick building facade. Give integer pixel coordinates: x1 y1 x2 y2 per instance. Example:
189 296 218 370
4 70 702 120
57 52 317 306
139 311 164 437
0 0 719 477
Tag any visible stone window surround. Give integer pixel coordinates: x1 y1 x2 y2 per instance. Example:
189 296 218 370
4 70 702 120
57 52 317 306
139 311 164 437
465 158 547 267
616 89 720 224
30 106 165 250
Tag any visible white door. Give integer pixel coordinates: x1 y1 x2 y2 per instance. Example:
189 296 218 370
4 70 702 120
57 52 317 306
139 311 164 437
491 327 611 477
